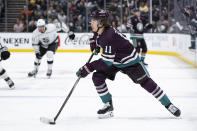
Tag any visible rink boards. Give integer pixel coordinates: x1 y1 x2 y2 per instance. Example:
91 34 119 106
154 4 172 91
0 33 196 67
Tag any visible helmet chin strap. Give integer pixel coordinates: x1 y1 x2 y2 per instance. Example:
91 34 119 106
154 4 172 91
96 23 103 33
96 26 101 33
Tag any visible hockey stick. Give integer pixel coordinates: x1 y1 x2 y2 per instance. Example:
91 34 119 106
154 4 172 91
40 52 94 125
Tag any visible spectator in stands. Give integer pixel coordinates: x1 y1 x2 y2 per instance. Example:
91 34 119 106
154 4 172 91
183 6 197 49
40 0 47 11
126 0 135 9
28 0 37 10
47 6 56 19
28 18 36 32
0 0 5 20
69 1 77 14
68 14 74 31
109 2 117 16
0 0 2 17
58 11 67 24
13 18 24 32
77 0 86 16
124 7 130 17
42 10 48 21
9 0 175 33
112 21 117 27
117 20 127 33
75 14 84 32
36 0 44 5
48 13 59 24
36 5 43 18
139 1 148 14
157 15 168 33
32 10 39 21
21 5 32 20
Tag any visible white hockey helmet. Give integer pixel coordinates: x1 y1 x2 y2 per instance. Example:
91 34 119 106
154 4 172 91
37 19 45 27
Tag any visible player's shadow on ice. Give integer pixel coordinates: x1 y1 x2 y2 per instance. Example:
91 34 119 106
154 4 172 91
114 116 181 120
59 116 181 124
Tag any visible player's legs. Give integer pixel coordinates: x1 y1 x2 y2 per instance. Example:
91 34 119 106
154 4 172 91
140 39 148 65
189 35 196 49
140 39 147 59
46 51 54 78
34 53 42 70
135 39 141 53
46 42 58 78
28 46 46 77
121 62 181 117
92 71 113 118
0 66 14 89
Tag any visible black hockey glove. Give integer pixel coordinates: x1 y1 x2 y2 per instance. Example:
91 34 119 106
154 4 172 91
144 23 153 31
0 47 10 60
89 37 100 55
68 31 75 40
76 63 94 78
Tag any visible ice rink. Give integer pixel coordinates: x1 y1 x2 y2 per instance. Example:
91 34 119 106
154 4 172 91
0 52 197 131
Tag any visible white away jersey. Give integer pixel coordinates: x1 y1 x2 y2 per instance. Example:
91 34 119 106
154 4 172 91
32 24 58 48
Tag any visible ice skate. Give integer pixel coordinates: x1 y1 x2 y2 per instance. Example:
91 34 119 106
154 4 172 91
28 69 38 78
97 100 114 119
46 69 52 79
166 103 181 117
5 78 15 89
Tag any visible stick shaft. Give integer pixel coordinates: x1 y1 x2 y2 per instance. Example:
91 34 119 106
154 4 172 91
54 52 94 122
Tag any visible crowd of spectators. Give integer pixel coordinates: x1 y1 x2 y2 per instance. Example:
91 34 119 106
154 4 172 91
11 0 195 33
0 0 5 22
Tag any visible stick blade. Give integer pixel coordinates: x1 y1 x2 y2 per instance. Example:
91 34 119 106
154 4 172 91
40 117 56 125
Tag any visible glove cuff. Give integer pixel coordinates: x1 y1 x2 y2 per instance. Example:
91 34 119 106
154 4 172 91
83 63 94 73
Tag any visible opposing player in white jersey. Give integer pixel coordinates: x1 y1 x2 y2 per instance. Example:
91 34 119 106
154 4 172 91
0 44 15 89
28 19 75 78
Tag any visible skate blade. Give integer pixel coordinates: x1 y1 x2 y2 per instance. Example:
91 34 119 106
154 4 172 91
98 111 114 119
27 75 37 78
9 86 15 89
47 75 51 79
40 117 56 125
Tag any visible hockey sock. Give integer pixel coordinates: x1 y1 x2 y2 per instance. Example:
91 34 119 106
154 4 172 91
47 60 53 70
0 69 8 79
46 51 54 70
95 82 112 103
100 93 112 104
141 78 171 106
0 69 14 87
159 94 171 107
34 58 41 70
141 52 146 61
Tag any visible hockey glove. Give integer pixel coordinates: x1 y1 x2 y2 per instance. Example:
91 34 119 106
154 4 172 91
0 46 10 60
89 37 100 55
68 31 75 40
76 63 94 78
144 23 153 31
32 44 40 54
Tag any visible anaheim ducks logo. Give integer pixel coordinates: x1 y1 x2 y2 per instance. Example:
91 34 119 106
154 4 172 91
137 23 143 32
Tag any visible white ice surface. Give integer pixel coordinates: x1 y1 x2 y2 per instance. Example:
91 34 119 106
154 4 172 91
0 52 197 131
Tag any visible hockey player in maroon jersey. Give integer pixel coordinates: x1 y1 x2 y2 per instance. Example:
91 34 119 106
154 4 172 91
76 10 181 119
128 8 153 65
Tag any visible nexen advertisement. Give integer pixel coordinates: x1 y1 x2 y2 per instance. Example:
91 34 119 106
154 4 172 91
0 33 31 48
0 33 93 50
